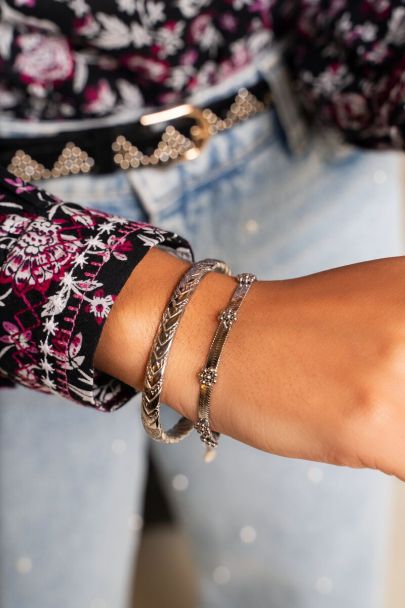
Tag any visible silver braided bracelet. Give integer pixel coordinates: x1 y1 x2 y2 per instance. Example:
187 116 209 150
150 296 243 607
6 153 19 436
195 272 257 462
141 258 231 444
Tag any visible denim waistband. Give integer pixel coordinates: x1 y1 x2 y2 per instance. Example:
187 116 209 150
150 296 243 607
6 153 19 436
0 45 308 155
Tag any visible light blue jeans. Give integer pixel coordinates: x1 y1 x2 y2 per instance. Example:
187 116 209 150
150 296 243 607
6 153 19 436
0 65 403 608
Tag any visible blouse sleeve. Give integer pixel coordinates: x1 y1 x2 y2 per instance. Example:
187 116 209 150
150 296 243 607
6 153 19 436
0 165 193 411
280 1 405 149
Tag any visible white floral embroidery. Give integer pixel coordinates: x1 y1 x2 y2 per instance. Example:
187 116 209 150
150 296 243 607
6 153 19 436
116 0 136 15
95 14 152 48
167 64 195 90
0 171 191 408
88 293 114 320
246 24 272 55
0 322 33 352
15 34 73 85
0 214 30 237
0 23 13 59
387 7 405 45
73 55 89 94
116 79 144 109
1 217 80 287
0 85 19 109
232 0 251 9
202 25 223 54
131 21 154 46
145 1 165 25
69 0 89 17
155 22 185 57
84 79 117 115
176 0 210 19
303 65 353 96
43 318 59 336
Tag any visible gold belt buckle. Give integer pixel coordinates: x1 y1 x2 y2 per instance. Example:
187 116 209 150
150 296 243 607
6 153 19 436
113 89 266 170
140 103 211 161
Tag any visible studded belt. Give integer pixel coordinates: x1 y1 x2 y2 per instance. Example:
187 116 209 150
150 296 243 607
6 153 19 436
1 80 272 182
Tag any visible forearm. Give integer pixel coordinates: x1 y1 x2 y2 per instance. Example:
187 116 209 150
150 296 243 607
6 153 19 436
94 249 405 481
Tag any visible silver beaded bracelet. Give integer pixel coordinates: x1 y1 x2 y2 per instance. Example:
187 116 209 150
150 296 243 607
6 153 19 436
141 258 231 444
195 272 257 462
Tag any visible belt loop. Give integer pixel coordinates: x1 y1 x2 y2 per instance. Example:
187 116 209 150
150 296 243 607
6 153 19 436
258 47 309 156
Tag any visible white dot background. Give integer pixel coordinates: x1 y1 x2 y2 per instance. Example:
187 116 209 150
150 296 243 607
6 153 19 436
172 474 189 491
240 525 257 544
213 566 231 585
16 556 32 574
307 466 324 484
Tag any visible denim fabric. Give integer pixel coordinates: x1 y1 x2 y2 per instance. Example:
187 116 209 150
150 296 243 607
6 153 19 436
137 129 403 608
0 66 403 608
0 173 149 608
129 110 403 608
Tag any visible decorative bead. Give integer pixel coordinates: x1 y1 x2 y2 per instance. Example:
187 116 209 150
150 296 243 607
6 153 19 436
194 418 218 448
219 308 237 329
198 367 218 387
237 272 256 286
8 143 94 181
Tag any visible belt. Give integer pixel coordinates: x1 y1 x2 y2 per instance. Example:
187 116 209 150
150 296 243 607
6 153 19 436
1 80 272 181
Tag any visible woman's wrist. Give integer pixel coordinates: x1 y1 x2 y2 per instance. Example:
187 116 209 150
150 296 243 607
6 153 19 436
93 247 236 422
93 246 285 451
93 248 344 464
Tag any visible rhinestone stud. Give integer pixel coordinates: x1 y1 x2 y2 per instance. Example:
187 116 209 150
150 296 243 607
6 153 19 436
198 367 217 387
195 418 219 448
219 308 237 329
237 272 256 286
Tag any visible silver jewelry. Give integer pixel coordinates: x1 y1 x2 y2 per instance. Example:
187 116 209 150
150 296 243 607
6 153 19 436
196 272 257 462
141 258 231 444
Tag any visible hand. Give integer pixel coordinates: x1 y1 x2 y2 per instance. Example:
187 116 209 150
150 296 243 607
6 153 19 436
95 250 405 480
209 256 405 480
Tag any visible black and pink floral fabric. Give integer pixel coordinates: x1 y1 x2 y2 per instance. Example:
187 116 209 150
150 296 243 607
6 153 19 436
0 0 404 148
0 165 192 409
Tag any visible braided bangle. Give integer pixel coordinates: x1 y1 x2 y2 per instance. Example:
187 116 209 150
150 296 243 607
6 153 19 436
195 272 257 462
141 258 231 444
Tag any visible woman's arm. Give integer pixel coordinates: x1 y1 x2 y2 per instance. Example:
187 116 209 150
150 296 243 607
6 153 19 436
96 246 405 480
0 165 192 408
2 166 405 480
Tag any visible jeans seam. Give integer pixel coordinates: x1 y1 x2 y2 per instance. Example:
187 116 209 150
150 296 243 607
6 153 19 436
143 118 277 219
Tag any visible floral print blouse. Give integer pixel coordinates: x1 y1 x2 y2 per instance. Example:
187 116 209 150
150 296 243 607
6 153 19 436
0 0 404 148
0 164 192 409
